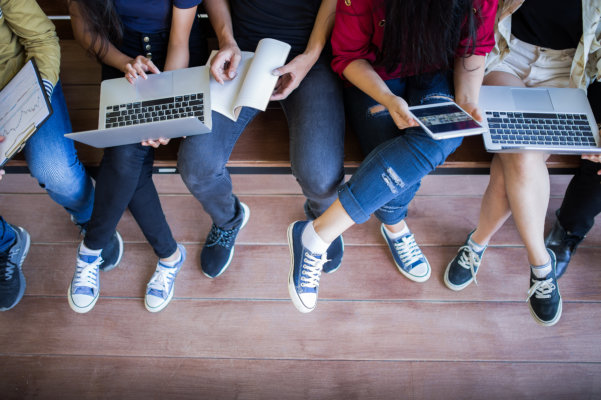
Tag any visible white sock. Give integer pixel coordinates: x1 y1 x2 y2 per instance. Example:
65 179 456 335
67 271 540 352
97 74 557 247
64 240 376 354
468 237 486 253
160 249 182 267
301 221 329 254
80 242 101 257
531 259 552 278
383 223 410 239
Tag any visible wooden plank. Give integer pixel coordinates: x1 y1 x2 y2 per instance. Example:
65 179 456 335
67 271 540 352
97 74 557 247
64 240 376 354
59 41 100 85
18 243 601 302
0 298 600 361
39 0 69 16
0 356 599 400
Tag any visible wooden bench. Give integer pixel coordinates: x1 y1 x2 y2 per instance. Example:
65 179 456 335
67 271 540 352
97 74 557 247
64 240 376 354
5 0 580 175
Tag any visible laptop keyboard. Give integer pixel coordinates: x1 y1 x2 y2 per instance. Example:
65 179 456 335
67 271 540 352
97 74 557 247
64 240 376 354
485 111 596 147
104 93 204 128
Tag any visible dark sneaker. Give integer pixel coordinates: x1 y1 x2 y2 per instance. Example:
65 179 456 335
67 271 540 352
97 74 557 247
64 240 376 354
201 202 250 278
145 244 186 313
527 249 562 327
287 221 327 313
322 235 344 274
444 231 487 291
68 249 103 313
545 219 583 279
99 231 124 272
380 225 430 282
0 225 31 311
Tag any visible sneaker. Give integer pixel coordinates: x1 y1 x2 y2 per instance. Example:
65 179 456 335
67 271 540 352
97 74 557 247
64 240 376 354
545 218 583 279
287 221 327 313
527 249 562 327
145 244 186 313
380 225 430 283
99 231 124 272
444 231 486 291
0 225 31 311
322 235 344 274
68 249 103 313
201 202 250 278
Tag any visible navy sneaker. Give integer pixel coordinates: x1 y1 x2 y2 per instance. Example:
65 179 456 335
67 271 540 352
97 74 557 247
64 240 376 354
99 231 124 272
527 249 562 327
444 231 487 291
322 235 344 274
0 225 31 311
380 225 430 282
287 221 327 313
145 244 186 312
201 202 249 278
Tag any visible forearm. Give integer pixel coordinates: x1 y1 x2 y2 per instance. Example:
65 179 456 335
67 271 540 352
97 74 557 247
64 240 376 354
164 6 197 71
203 0 237 48
343 59 397 105
303 0 337 62
453 55 485 105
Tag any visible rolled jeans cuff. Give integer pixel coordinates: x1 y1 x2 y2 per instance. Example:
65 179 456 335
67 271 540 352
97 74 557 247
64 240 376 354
338 184 371 224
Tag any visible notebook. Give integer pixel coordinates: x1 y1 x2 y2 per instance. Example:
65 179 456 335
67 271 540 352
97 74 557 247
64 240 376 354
65 65 212 148
479 86 601 154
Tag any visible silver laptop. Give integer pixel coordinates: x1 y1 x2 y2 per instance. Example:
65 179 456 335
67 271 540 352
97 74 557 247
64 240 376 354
479 86 601 154
65 66 212 148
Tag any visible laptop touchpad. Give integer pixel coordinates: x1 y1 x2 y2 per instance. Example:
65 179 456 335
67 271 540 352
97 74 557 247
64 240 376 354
135 72 173 99
511 88 554 111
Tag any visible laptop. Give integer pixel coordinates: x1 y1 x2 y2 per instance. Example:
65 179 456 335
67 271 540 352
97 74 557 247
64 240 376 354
479 86 601 154
65 66 212 148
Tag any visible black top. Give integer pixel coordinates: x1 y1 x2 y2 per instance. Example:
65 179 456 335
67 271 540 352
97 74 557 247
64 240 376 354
231 0 324 59
511 0 583 50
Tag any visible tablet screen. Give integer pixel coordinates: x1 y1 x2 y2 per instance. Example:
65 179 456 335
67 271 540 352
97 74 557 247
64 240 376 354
410 103 481 134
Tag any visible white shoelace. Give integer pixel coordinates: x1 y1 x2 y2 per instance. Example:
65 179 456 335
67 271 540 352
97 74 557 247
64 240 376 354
393 235 423 268
527 277 556 301
148 265 176 295
73 257 102 290
456 245 481 285
300 251 327 288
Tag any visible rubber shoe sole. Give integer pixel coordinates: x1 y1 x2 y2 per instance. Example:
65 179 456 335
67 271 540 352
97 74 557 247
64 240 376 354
529 298 562 327
443 261 474 291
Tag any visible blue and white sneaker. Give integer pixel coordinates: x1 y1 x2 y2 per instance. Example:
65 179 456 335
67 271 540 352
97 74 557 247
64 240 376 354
0 225 30 311
323 235 344 274
145 244 186 313
287 221 327 313
380 224 431 283
68 250 102 313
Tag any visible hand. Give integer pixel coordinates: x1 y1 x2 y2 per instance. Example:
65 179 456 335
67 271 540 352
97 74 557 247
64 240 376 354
124 55 161 84
456 101 483 122
210 43 242 84
581 154 601 175
270 54 315 101
381 94 419 130
141 137 171 148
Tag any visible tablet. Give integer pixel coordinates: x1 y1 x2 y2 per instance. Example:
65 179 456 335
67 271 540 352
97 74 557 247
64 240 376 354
408 102 485 140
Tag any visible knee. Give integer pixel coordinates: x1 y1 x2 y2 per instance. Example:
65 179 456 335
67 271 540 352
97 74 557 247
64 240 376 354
29 157 87 196
178 153 227 190
500 152 546 181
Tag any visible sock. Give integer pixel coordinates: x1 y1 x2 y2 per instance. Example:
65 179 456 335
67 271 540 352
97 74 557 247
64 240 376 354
531 259 552 279
301 221 329 254
79 242 102 258
383 223 410 239
468 237 486 253
160 249 182 267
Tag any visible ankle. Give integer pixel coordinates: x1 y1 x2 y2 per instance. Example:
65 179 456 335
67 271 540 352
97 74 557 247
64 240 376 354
302 221 329 254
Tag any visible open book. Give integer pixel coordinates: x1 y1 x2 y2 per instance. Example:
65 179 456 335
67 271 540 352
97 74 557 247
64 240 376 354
208 38 291 121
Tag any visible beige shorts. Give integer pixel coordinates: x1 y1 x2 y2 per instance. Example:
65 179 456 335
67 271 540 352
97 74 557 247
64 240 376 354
488 35 576 88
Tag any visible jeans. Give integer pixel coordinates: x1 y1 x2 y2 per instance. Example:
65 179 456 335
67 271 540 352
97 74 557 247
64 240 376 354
83 26 206 257
178 60 345 229
23 82 94 224
0 217 16 252
557 159 601 238
338 72 462 224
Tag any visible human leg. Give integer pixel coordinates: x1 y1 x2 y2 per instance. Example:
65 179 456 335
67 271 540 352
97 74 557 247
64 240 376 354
178 109 258 277
23 82 94 224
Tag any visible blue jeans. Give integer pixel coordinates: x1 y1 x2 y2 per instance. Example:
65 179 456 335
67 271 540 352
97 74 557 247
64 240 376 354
178 60 345 229
339 72 462 224
23 82 94 224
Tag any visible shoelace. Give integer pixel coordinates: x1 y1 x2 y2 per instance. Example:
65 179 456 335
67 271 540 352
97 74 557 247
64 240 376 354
148 264 176 296
527 277 556 301
0 250 16 281
456 245 481 285
393 234 423 268
73 257 102 289
300 251 327 288
205 224 238 249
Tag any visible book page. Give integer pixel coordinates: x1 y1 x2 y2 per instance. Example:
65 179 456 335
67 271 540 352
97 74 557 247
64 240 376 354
0 60 51 165
208 50 254 121
234 38 291 116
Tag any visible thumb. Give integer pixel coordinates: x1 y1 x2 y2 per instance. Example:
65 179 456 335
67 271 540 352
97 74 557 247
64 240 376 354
272 63 291 76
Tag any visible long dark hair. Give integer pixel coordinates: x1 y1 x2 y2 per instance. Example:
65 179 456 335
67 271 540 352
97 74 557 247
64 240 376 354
378 0 479 75
69 0 123 60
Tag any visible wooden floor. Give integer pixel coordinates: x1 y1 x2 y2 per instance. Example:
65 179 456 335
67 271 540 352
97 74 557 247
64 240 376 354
0 173 599 399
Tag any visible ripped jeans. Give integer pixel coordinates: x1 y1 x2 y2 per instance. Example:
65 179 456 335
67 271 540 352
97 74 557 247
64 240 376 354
338 72 462 224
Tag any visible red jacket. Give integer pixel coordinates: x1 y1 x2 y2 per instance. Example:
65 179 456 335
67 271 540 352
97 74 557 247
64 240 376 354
331 0 498 81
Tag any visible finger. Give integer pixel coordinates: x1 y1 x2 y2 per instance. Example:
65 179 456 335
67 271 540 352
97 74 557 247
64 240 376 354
146 60 160 74
272 63 291 77
134 63 148 80
125 64 138 82
158 138 170 145
226 52 242 79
